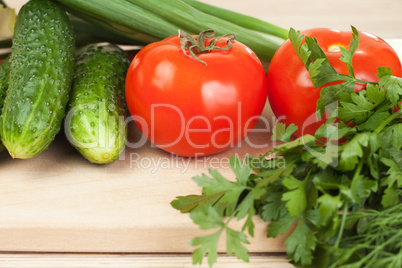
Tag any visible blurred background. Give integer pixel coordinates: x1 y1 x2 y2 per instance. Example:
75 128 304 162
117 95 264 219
6 0 402 39
200 0 402 39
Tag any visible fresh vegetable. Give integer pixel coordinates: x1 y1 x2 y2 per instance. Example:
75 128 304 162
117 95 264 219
171 27 402 267
181 0 288 40
0 0 75 159
54 0 287 61
54 0 191 45
64 43 130 164
0 56 10 153
0 5 147 54
69 14 147 48
267 27 402 137
124 0 283 61
125 30 268 157
0 55 9 111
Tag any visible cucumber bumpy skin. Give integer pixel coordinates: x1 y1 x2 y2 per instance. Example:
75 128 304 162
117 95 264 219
0 0 75 159
0 56 10 110
0 56 10 153
64 44 129 164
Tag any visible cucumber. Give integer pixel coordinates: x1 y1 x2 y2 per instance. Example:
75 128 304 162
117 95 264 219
0 0 75 159
0 56 10 111
64 43 129 164
0 56 10 153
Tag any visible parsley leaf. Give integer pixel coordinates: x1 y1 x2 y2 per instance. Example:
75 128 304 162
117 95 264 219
366 83 386 105
317 81 355 118
190 206 225 230
317 193 342 227
281 176 307 216
289 27 352 89
377 67 402 105
192 169 246 216
339 133 370 171
339 26 359 78
191 230 221 266
271 122 298 142
288 27 311 66
267 213 297 238
261 191 288 222
225 228 250 262
171 192 224 213
286 219 317 266
229 156 252 186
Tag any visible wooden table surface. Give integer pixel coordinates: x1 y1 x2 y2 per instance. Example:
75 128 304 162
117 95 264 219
1 0 402 267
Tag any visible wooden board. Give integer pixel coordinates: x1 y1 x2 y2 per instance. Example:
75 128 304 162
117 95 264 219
1 0 402 266
0 253 294 268
0 101 290 253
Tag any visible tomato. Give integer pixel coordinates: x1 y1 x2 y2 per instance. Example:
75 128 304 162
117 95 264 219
125 30 268 157
267 28 402 137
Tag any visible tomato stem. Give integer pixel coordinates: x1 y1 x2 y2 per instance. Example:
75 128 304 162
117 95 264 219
179 29 235 65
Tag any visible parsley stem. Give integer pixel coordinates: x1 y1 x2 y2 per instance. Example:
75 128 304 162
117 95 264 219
374 108 402 134
341 75 377 85
334 201 349 249
334 155 364 249
224 212 236 227
354 78 376 85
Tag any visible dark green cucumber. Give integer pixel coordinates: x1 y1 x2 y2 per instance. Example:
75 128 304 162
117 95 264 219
0 0 75 159
64 43 129 164
0 56 10 153
0 56 10 111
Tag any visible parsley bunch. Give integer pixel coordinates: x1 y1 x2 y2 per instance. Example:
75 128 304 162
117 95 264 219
171 26 402 267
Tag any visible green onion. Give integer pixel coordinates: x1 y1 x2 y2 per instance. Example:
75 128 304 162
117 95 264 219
55 0 193 44
125 0 284 61
182 0 289 40
68 14 149 46
55 0 286 61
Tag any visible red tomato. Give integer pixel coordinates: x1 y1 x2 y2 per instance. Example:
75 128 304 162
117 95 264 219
267 28 402 137
125 32 268 157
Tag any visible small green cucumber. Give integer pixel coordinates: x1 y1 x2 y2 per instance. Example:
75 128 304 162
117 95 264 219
0 56 10 112
64 43 129 164
0 56 11 153
0 0 75 159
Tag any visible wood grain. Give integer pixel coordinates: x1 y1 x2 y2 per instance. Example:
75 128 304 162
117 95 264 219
1 0 402 267
0 102 286 253
0 253 294 268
